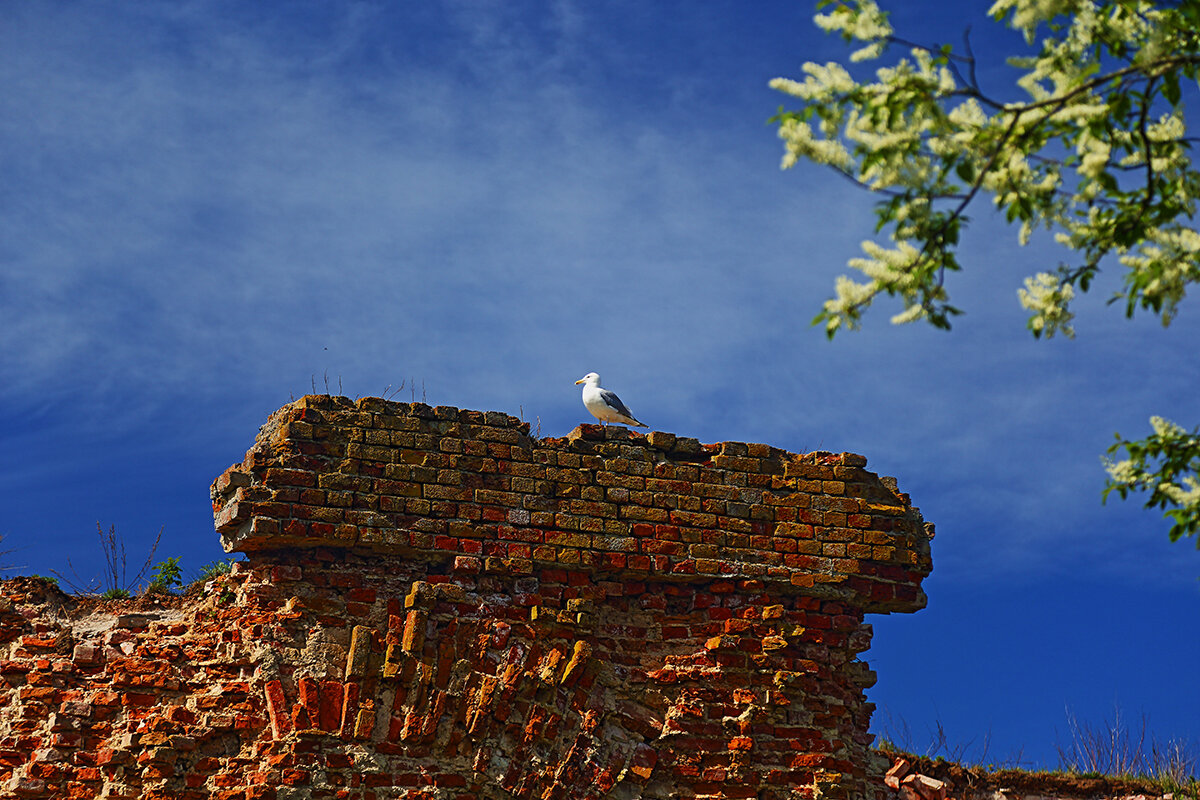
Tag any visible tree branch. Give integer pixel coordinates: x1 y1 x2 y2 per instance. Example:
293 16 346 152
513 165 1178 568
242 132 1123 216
1135 75 1159 227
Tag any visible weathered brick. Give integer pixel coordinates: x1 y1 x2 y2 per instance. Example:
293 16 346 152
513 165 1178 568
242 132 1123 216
0 397 935 800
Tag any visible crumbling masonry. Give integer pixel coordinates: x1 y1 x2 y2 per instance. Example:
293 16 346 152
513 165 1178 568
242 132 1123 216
0 395 933 799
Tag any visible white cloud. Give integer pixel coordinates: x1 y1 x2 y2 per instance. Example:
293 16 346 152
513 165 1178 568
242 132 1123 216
2 0 1198 587
2 1 843 409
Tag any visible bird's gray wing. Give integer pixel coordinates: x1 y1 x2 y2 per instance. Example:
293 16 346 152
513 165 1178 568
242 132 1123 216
599 389 635 418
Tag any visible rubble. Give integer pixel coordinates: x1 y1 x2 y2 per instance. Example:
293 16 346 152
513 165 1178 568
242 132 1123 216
877 755 1178 800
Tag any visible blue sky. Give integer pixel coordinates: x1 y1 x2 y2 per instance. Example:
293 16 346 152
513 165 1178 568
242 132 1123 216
2 0 1197 769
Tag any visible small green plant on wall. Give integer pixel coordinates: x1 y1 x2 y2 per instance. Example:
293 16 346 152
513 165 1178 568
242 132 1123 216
146 557 183 595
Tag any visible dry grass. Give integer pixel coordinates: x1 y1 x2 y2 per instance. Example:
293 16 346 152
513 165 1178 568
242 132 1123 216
52 522 164 598
873 709 1028 768
873 706 1198 795
1056 707 1198 788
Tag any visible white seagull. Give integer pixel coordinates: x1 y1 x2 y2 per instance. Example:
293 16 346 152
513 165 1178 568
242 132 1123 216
575 372 648 428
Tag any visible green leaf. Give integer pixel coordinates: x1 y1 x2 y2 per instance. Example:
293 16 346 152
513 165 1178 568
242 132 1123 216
770 4 1200 549
954 160 976 184
1163 71 1181 107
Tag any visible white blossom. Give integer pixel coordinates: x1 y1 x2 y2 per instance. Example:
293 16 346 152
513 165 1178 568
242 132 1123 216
814 0 892 41
768 77 809 99
889 303 927 325
769 62 856 101
1048 103 1108 124
774 0 1200 346
850 40 888 62
1158 477 1200 507
1076 133 1111 180
1150 416 1185 438
1104 458 1139 485
1018 221 1034 246
990 0 1080 42
1118 226 1200 325
849 239 922 289
776 118 853 171
948 98 987 128
1146 112 1185 143
830 275 876 309
821 275 880 333
1018 272 1076 337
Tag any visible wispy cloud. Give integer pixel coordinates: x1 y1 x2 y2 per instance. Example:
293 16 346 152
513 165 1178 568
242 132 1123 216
2 0 1197 590
2 2 1198 767
2 1 852 413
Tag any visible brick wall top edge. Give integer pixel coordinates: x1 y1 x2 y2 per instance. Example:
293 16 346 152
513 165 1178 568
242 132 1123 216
214 396 933 613
268 396 873 469
293 393 528 428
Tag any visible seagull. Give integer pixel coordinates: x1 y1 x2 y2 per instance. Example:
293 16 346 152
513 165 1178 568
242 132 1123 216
574 372 648 428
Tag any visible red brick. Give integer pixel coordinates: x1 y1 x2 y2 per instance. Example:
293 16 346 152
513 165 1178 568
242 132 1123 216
0 399 934 800
318 680 343 732
264 679 292 739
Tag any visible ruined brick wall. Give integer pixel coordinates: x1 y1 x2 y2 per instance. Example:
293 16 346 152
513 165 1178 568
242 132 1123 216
0 395 933 800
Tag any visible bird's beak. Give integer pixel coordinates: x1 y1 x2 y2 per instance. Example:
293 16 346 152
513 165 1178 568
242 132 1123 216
574 378 585 385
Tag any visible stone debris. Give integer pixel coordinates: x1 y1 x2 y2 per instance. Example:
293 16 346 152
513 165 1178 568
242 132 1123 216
903 773 949 800
885 758 949 800
879 756 1177 800
885 757 912 790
